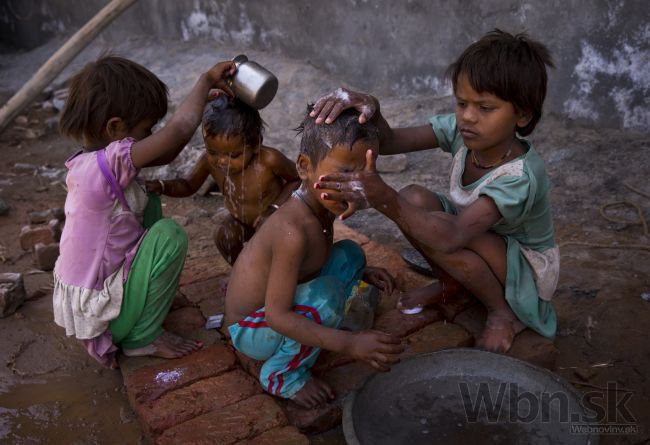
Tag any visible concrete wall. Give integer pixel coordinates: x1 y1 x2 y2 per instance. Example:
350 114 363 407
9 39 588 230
1 0 648 130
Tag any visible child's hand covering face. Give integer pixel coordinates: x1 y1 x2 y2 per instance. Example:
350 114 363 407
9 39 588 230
315 149 386 220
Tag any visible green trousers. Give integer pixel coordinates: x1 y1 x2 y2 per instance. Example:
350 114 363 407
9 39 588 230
109 195 188 349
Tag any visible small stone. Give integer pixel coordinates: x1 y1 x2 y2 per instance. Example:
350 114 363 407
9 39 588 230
0 199 9 216
15 115 28 126
641 292 650 302
28 208 65 225
376 153 408 173
194 208 210 218
171 215 189 226
42 100 55 112
52 98 66 111
211 208 230 224
44 116 59 131
19 225 55 250
0 273 26 318
12 163 39 174
33 243 60 271
574 367 597 382
24 128 43 139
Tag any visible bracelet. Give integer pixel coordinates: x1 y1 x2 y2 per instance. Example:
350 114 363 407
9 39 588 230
157 179 166 195
269 203 280 210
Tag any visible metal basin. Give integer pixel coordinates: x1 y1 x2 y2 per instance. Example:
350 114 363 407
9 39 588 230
343 348 599 445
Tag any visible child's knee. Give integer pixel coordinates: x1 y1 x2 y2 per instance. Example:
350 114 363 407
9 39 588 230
399 184 441 211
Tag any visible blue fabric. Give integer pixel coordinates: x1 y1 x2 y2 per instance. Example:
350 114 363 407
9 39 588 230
228 240 366 398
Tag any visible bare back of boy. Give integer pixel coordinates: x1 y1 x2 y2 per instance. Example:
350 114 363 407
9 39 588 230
225 195 329 328
209 146 288 226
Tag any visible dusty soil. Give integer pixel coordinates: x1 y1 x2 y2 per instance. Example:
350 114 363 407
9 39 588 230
1 37 649 444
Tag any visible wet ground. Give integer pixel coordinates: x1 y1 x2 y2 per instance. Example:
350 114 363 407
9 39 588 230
1 36 649 444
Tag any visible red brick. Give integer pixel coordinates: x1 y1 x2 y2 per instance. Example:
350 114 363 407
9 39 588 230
163 306 206 336
436 290 478 321
320 361 375 398
136 369 260 436
126 343 237 404
179 275 229 306
374 307 444 338
237 426 309 445
235 351 263 380
284 362 375 434
402 321 474 359
171 290 193 310
156 394 287 445
32 242 59 271
180 255 231 286
19 225 55 250
312 350 354 374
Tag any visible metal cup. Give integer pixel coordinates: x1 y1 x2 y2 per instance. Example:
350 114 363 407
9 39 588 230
229 54 278 109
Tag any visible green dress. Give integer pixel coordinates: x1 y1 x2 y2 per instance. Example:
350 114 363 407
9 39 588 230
429 113 558 338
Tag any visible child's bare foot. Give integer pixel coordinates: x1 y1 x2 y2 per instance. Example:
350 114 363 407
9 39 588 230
290 377 336 409
122 331 203 359
396 281 443 310
475 310 525 353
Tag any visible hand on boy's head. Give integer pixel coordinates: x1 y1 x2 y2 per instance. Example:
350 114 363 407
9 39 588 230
347 330 404 372
316 149 383 220
310 87 377 125
206 61 237 97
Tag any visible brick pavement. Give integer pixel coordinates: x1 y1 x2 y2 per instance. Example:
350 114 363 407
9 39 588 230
120 222 558 443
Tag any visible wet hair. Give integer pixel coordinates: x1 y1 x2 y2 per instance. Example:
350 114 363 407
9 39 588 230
202 95 264 148
59 55 168 143
295 105 379 165
446 29 554 136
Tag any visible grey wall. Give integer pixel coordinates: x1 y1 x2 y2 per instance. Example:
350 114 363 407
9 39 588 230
1 0 648 130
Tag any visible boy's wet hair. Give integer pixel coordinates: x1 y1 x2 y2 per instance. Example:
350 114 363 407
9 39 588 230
59 55 168 143
202 95 264 148
447 29 554 136
296 105 379 165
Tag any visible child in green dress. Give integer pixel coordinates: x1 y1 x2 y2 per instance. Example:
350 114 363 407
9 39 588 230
310 29 559 353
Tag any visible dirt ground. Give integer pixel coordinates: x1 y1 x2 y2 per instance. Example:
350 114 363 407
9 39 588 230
1 37 649 444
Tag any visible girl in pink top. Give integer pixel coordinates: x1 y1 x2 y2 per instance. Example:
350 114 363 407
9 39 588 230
53 55 236 367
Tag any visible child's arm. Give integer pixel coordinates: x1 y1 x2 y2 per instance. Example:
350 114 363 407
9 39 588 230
262 146 300 203
253 147 300 228
320 150 502 250
264 224 403 371
130 61 236 169
310 87 439 155
146 153 212 197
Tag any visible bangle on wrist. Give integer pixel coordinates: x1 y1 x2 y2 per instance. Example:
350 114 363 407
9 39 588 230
157 179 166 195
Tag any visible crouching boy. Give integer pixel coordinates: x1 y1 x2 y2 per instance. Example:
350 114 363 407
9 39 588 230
224 107 404 408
